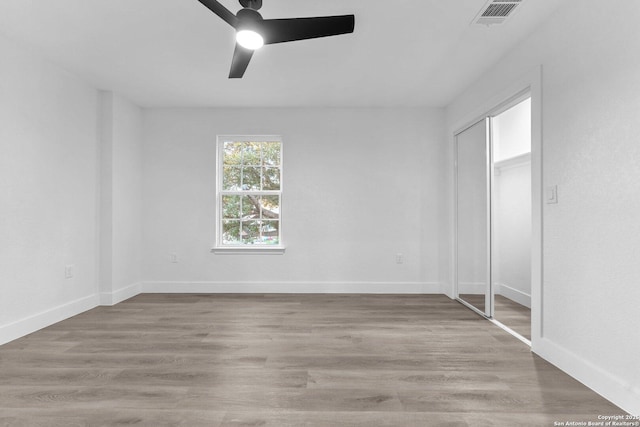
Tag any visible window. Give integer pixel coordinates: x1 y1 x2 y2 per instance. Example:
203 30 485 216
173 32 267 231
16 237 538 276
213 136 284 253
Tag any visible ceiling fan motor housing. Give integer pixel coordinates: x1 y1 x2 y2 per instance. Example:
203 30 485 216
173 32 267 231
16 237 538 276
236 7 263 29
239 0 262 10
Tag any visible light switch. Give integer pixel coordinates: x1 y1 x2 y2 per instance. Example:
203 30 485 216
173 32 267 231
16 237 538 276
546 185 558 204
65 265 75 279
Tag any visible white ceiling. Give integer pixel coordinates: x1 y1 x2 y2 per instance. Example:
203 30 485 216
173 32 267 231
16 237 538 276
0 0 564 108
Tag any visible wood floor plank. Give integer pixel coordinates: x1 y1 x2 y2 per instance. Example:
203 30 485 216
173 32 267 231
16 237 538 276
397 389 621 414
0 294 625 425
0 408 226 427
306 370 512 391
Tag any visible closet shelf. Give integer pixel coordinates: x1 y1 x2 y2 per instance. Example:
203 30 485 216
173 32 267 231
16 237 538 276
494 152 531 170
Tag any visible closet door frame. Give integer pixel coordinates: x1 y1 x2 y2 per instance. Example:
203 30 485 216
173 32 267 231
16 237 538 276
453 86 537 337
449 66 541 349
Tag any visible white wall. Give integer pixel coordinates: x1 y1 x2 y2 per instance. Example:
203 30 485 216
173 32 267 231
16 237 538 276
0 34 100 344
99 92 143 305
445 0 640 414
142 108 445 293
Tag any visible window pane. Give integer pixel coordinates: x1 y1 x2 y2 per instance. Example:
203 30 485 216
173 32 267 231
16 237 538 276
242 221 261 244
223 166 241 190
262 167 281 191
223 142 242 165
242 142 261 166
261 220 279 245
222 220 241 244
218 138 282 248
242 167 261 190
241 195 260 219
260 195 280 219
262 142 281 166
222 195 240 219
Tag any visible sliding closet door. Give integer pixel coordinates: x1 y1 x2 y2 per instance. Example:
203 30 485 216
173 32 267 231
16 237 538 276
455 118 491 317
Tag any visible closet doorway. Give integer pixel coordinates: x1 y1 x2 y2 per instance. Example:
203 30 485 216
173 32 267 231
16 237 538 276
492 97 532 340
455 95 532 342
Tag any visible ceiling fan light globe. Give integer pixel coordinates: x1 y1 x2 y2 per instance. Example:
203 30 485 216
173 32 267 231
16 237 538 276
236 30 264 50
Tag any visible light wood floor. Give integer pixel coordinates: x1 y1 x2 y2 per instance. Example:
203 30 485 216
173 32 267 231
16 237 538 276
494 295 531 340
460 294 532 340
0 294 624 426
459 294 487 314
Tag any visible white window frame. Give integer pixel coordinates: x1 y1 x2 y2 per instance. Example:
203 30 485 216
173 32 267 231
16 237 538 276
212 135 285 254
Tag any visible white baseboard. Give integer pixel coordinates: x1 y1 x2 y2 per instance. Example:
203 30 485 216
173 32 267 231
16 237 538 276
99 282 142 306
142 281 441 294
0 294 99 346
0 282 635 416
0 282 439 345
495 282 531 308
441 282 455 299
534 337 640 416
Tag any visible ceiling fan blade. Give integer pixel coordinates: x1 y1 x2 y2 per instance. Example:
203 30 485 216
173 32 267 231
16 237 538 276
260 15 355 45
229 43 254 78
196 0 238 28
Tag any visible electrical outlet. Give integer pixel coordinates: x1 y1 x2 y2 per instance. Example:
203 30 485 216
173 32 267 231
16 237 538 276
64 265 75 279
395 253 404 264
169 253 178 263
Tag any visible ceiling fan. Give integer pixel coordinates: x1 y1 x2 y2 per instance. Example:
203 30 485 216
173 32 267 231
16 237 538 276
196 0 355 78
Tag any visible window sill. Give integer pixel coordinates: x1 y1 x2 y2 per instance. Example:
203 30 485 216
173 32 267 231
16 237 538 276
211 246 286 255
